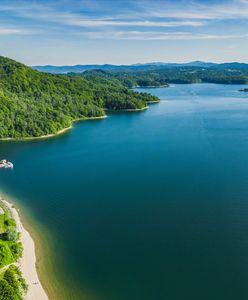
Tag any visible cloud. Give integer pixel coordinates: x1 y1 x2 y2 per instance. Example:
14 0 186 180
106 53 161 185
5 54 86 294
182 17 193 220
1 0 248 41
0 28 28 35
83 31 248 40
2 0 248 24
145 0 248 20
0 4 204 28
62 18 204 28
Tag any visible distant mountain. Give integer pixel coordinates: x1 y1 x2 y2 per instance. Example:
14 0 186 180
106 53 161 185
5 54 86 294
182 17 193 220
182 61 217 68
214 62 248 69
134 61 217 68
32 64 122 74
33 61 248 74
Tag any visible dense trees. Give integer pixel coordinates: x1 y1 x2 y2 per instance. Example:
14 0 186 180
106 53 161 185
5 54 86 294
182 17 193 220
0 266 28 300
0 204 26 300
2 55 248 139
0 210 22 268
0 56 159 138
82 67 248 88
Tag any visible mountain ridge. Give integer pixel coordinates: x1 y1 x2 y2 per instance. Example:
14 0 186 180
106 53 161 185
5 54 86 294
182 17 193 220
32 61 248 74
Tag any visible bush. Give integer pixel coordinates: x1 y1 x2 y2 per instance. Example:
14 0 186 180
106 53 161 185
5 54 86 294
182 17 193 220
0 242 13 268
9 242 23 260
0 279 16 300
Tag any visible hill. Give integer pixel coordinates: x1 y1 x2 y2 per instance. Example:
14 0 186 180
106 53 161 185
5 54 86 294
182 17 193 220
32 61 248 74
32 64 119 74
79 66 248 87
0 56 159 139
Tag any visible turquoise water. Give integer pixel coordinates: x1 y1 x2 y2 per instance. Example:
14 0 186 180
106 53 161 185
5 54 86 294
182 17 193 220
1 84 248 299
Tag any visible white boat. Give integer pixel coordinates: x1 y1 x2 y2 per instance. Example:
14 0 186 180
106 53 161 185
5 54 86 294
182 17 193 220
0 160 14 169
6 162 13 169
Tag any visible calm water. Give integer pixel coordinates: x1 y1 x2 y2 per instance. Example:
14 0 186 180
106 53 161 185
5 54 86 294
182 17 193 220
1 84 248 299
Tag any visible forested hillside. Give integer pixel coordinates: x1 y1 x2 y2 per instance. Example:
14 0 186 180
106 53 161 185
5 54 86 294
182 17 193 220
81 67 248 87
0 56 159 139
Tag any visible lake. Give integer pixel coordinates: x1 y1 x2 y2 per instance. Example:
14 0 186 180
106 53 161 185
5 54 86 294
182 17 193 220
1 83 248 299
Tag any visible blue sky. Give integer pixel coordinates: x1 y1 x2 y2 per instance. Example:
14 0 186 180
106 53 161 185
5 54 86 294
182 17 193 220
0 0 248 65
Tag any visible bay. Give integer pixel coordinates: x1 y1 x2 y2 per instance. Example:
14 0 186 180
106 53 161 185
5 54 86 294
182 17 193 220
1 84 248 299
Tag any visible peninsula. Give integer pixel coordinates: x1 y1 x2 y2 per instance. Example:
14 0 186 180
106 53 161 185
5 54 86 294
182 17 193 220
0 56 159 139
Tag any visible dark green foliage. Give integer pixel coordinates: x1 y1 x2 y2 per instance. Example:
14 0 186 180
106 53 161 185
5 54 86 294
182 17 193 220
0 56 159 138
0 266 28 300
4 218 16 229
0 242 13 268
3 269 20 296
0 213 15 234
0 279 16 300
10 266 28 294
2 228 19 242
9 242 23 260
0 209 22 268
82 67 248 87
0 205 27 299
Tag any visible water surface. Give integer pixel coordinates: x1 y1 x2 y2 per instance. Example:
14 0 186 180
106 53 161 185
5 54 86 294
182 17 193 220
1 84 248 299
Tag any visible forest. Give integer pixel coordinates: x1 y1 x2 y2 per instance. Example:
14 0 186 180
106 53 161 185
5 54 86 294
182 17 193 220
0 56 159 139
2 55 248 139
81 67 248 87
0 203 27 299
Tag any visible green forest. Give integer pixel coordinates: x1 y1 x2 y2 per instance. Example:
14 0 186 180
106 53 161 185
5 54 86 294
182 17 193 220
0 203 27 300
81 67 248 87
2 55 248 139
0 56 159 139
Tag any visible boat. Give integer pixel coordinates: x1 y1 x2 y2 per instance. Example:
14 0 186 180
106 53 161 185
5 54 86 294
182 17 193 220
0 159 14 169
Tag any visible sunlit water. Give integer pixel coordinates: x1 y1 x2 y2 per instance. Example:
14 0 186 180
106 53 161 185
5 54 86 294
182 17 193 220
1 84 248 299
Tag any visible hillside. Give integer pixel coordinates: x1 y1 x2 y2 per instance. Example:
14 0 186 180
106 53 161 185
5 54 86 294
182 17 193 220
0 56 159 139
80 67 248 87
33 61 248 87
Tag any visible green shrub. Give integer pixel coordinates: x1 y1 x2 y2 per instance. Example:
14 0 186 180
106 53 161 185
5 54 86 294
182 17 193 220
0 242 13 268
9 242 23 261
0 279 16 300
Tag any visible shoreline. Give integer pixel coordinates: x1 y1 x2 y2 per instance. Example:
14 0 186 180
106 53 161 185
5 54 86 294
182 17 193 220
0 115 107 142
105 106 150 112
119 106 149 112
0 196 49 300
135 85 169 88
146 100 160 104
0 102 161 142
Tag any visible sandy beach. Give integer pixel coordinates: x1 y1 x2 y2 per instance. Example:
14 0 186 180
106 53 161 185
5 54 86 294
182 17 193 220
1 197 49 300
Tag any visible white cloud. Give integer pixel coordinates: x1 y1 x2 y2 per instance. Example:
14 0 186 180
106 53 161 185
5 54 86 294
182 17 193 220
83 31 248 40
1 0 248 40
63 18 204 28
2 0 248 25
0 5 204 28
0 28 27 35
146 1 248 20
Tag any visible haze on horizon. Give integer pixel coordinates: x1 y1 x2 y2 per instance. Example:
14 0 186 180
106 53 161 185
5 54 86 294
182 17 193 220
0 0 248 65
